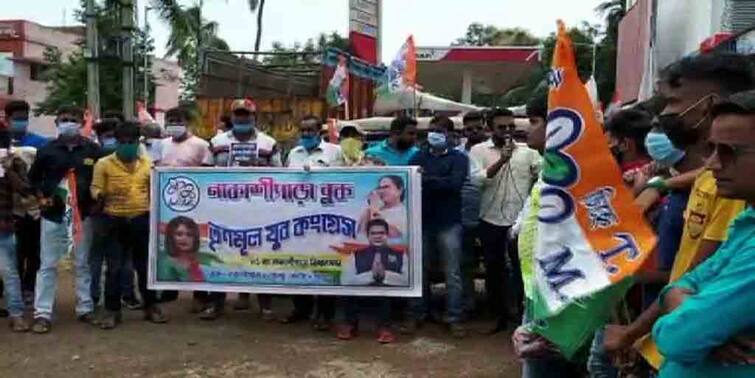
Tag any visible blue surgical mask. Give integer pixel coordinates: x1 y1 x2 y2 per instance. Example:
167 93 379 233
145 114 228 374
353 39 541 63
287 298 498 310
427 132 447 149
57 122 81 139
233 120 255 134
645 130 685 168
10 119 28 135
299 135 320 151
101 137 118 153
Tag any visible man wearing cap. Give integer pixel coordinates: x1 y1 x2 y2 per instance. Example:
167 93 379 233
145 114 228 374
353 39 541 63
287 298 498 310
209 98 280 318
650 89 755 377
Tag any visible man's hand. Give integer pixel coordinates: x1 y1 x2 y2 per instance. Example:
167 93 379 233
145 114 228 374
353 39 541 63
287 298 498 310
712 337 755 365
501 144 515 160
662 287 692 314
603 324 634 356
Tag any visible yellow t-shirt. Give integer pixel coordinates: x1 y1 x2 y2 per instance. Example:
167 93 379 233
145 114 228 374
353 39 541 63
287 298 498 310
91 154 152 218
637 170 746 368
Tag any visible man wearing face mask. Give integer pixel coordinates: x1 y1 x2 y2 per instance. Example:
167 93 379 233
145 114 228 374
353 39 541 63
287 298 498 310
605 109 653 175
405 115 469 338
364 116 419 166
91 121 168 329
28 106 101 334
4 100 48 305
470 108 541 334
160 107 213 168
281 115 343 329
603 53 754 370
141 123 164 164
210 99 280 318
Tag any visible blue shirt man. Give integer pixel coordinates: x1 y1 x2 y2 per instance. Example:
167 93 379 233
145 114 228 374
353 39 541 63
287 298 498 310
652 90 755 378
364 116 418 166
5 100 49 149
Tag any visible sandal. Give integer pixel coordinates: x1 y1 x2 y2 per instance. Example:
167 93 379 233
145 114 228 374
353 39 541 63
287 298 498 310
144 306 169 324
9 316 29 333
31 318 51 334
376 328 396 344
100 311 122 330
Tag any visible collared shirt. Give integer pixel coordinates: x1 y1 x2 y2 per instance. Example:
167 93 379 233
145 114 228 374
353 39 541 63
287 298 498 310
210 130 281 167
457 144 482 227
91 154 151 218
159 135 214 167
638 170 747 368
364 140 418 166
470 140 541 226
285 140 344 168
14 132 49 149
653 207 755 378
29 137 103 222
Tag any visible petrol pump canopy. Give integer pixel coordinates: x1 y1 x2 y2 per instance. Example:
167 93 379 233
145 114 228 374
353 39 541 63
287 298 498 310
415 46 541 99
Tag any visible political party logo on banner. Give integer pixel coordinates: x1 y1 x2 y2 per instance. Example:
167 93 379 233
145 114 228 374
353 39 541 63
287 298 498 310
149 167 423 297
533 21 656 316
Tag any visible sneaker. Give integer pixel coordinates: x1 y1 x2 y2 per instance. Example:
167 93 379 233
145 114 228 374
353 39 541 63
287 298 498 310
336 324 357 340
31 317 51 334
234 294 251 311
376 328 396 344
399 319 421 335
78 312 99 326
260 309 276 322
144 305 169 324
449 323 468 338
9 316 29 333
122 297 144 311
199 305 223 321
99 311 122 330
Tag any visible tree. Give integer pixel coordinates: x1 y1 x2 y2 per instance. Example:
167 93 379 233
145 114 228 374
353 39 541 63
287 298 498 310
453 23 540 46
262 32 349 66
248 0 266 55
152 0 230 101
594 0 626 105
36 0 156 115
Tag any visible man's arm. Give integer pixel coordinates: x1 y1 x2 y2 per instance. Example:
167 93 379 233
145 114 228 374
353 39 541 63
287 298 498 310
422 154 469 191
604 301 663 354
90 161 107 201
688 240 721 271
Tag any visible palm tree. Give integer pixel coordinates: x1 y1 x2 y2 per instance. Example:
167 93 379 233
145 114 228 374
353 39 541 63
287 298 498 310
248 0 266 55
151 0 229 64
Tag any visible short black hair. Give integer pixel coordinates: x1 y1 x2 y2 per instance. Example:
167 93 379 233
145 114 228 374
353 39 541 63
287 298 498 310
430 115 454 132
463 111 483 124
4 100 30 117
102 110 125 122
487 108 514 127
365 218 389 236
660 53 755 96
93 118 120 135
300 114 321 125
56 105 84 119
604 109 653 154
526 91 548 119
390 116 418 134
165 107 189 122
114 121 141 141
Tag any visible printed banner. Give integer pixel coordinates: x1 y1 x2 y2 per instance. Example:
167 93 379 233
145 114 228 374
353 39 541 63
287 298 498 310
149 167 422 297
532 21 656 316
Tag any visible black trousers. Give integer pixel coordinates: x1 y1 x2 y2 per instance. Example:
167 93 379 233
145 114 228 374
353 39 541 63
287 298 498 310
478 221 523 322
101 214 156 312
15 215 40 293
292 296 336 320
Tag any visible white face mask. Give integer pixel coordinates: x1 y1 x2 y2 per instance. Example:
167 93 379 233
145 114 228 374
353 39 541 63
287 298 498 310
165 124 187 139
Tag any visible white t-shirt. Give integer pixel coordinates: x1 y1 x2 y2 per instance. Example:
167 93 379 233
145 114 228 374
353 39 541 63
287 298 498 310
286 141 344 168
159 135 213 167
210 130 281 167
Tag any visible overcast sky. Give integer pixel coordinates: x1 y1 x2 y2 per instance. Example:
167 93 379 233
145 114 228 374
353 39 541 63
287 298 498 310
6 0 604 63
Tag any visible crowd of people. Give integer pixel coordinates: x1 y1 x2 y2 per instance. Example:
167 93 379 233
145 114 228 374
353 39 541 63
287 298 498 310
0 50 754 377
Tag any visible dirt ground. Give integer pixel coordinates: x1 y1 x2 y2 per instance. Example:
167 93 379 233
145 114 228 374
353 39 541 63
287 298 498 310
0 270 522 377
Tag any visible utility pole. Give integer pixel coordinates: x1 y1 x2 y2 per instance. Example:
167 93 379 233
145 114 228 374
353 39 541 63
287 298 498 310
143 6 152 106
120 0 135 119
84 0 100 119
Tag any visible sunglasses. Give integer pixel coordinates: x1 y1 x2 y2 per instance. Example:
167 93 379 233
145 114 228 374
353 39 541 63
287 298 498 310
708 142 755 164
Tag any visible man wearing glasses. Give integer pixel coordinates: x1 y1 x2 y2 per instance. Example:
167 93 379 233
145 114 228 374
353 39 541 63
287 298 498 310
470 108 541 334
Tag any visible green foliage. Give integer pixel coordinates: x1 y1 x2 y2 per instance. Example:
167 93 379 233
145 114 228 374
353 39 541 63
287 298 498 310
453 23 540 46
36 0 156 116
262 32 349 66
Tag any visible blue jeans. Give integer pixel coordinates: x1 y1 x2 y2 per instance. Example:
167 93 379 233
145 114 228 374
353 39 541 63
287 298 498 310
89 215 136 304
587 327 619 378
0 233 24 317
34 218 94 320
409 223 464 324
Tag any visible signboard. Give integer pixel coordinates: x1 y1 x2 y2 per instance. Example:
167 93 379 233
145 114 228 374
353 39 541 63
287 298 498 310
350 9 378 27
149 167 423 297
349 21 377 38
415 47 451 61
349 0 380 63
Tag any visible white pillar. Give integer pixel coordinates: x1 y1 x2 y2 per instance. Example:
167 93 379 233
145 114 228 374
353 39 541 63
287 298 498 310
461 70 473 104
